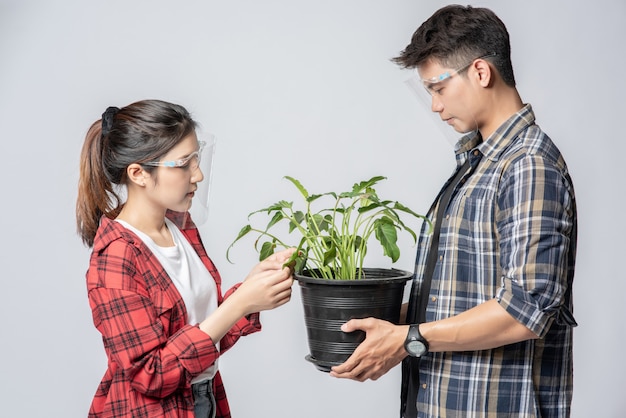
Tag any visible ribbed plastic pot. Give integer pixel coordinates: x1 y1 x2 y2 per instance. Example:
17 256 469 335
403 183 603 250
296 268 412 372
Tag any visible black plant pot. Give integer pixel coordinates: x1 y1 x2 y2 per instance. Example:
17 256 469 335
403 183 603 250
295 268 412 372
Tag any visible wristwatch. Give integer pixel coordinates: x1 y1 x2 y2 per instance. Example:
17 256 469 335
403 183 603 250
404 324 429 357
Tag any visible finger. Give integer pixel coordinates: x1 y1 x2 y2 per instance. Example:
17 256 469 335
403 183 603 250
332 357 373 382
262 288 292 310
263 270 294 288
261 259 289 271
341 318 367 333
330 355 358 376
252 256 291 273
270 282 294 302
266 248 296 263
251 266 290 282
274 285 292 298
273 291 292 307
274 280 294 294
330 366 364 381
342 367 368 382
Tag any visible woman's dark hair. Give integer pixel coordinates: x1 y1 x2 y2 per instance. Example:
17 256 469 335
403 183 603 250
393 5 516 87
76 99 197 246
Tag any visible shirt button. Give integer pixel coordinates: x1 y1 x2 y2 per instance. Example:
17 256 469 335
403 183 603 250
445 214 450 220
422 383 427 389
473 150 480 156
431 296 437 302
439 255 443 261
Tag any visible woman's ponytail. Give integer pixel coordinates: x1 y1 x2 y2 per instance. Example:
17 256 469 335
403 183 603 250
76 119 123 247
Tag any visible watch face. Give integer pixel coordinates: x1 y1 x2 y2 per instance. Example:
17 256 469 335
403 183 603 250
407 340 427 356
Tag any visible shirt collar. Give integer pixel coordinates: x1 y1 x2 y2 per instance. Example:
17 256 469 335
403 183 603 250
93 211 196 252
454 103 536 166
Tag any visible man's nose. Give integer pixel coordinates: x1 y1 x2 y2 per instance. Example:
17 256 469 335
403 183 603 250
431 95 443 113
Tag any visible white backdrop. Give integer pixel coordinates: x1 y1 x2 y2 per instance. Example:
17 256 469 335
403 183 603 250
1 0 624 417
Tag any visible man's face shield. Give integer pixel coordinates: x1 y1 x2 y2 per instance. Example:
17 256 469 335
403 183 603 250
404 53 495 148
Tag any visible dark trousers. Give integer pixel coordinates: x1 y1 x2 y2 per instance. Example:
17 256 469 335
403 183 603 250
192 379 216 418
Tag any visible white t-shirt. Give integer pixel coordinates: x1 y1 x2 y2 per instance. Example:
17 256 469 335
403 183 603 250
116 218 219 382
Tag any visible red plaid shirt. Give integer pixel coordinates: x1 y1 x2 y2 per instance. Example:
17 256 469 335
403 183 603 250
86 211 261 418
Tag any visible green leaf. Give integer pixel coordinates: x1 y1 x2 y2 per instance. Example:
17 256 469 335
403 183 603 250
322 246 336 266
259 241 276 261
350 176 384 192
226 224 252 263
323 214 333 230
392 201 432 238
276 200 293 209
353 235 364 250
357 201 383 213
282 250 301 269
234 224 252 240
308 213 330 232
393 201 424 218
338 190 365 199
266 211 284 229
306 193 323 203
284 176 309 199
294 257 306 273
289 211 305 233
374 219 400 262
248 201 290 218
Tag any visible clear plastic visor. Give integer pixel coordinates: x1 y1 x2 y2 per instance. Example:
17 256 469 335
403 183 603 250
187 131 216 226
404 69 479 149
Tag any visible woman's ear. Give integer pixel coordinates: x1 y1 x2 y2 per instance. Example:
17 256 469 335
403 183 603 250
126 163 149 187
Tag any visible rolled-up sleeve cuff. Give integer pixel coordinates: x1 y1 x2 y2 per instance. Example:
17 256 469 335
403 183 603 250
234 312 261 335
496 278 554 338
171 324 220 376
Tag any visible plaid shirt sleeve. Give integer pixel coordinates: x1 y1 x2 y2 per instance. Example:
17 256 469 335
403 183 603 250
495 147 577 337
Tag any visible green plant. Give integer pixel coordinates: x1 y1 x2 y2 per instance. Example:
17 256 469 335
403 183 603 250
227 175 431 280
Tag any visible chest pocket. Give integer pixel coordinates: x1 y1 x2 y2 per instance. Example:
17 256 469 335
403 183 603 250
454 183 498 257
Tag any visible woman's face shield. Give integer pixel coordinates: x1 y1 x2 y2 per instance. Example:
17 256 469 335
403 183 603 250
187 131 216 226
111 132 217 228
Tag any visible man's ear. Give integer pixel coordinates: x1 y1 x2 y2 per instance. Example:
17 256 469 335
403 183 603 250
472 58 493 88
126 163 149 187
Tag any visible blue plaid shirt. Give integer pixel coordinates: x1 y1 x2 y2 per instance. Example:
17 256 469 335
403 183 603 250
412 104 577 417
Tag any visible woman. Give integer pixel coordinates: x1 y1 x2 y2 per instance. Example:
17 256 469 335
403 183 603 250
76 99 294 418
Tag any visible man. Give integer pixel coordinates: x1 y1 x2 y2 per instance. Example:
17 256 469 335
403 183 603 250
330 5 577 418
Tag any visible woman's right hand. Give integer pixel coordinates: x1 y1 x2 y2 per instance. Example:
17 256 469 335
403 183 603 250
199 248 296 342
236 248 296 314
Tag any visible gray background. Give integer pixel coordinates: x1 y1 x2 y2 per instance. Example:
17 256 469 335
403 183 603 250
1 0 624 416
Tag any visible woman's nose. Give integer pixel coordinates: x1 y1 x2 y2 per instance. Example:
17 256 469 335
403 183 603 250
191 166 205 183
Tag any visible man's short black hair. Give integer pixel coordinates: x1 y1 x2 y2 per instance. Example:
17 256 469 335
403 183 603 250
393 5 516 87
